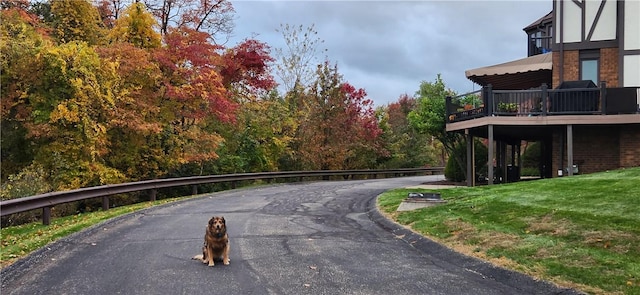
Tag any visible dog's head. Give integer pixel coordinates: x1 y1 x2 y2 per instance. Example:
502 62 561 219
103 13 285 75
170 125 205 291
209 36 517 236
208 216 226 236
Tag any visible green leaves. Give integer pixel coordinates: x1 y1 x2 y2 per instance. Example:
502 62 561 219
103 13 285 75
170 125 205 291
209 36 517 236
409 74 464 176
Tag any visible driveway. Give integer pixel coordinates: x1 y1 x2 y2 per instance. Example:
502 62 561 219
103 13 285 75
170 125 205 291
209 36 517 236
1 176 579 294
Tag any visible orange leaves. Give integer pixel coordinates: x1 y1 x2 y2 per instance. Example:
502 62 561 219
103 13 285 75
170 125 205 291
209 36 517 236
295 62 384 170
180 126 223 163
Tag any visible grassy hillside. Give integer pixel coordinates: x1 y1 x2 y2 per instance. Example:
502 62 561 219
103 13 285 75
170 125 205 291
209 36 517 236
378 167 640 295
0 196 190 269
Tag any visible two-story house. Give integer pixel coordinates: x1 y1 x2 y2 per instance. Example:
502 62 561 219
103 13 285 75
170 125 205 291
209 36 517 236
446 0 640 186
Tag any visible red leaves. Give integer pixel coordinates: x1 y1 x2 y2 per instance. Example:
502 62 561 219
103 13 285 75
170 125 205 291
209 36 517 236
295 63 384 170
155 27 235 123
220 39 276 92
340 82 382 140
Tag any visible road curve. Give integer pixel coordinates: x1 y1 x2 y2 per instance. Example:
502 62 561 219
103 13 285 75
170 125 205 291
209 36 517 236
1 176 580 294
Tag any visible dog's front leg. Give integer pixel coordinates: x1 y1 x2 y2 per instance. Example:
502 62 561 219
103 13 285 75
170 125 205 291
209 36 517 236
223 244 230 265
206 247 215 267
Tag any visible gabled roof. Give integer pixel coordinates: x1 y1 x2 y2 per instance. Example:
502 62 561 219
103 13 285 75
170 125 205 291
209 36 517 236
523 11 553 32
465 52 552 90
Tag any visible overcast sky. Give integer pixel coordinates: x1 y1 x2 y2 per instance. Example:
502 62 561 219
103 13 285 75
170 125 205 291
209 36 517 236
227 0 552 106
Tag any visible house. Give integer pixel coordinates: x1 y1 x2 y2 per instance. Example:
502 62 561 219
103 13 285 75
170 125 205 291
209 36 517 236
446 0 640 186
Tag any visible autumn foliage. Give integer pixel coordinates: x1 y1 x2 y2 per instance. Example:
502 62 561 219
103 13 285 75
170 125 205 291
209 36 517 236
1 1 433 213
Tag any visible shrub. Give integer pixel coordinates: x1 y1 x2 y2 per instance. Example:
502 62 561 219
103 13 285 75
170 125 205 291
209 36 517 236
445 139 488 182
1 164 53 226
521 141 541 175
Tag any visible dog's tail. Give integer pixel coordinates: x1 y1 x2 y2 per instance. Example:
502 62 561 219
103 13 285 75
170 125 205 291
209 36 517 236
192 254 204 261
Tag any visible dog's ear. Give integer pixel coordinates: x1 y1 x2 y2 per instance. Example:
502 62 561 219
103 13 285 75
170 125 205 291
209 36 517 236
209 217 215 226
221 216 225 224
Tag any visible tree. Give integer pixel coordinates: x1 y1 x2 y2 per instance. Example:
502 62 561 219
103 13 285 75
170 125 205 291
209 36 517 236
143 0 234 42
96 42 166 180
50 0 105 45
219 38 276 99
274 24 326 95
108 1 161 49
408 75 466 179
377 94 436 168
0 7 47 177
26 41 124 189
295 62 383 170
95 0 126 28
152 27 234 173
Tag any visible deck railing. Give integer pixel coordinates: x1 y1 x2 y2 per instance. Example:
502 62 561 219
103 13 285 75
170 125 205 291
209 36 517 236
445 82 639 123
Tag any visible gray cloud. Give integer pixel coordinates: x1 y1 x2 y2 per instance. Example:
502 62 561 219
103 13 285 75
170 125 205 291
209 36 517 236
229 0 552 105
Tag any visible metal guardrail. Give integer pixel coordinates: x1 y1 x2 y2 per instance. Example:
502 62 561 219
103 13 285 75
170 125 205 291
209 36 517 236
0 168 444 225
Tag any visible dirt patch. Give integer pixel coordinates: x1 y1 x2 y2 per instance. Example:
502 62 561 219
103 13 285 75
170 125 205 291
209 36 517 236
526 214 574 236
582 230 637 254
442 218 477 241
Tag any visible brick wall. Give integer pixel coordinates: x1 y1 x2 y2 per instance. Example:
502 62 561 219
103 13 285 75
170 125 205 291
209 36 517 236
552 50 579 88
619 124 640 167
600 47 619 87
552 48 619 88
551 125 625 176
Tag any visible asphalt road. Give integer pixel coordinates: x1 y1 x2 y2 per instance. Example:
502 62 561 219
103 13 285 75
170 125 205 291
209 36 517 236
1 176 580 295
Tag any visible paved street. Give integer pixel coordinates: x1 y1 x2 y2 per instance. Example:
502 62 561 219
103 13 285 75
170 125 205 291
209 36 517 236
1 176 579 294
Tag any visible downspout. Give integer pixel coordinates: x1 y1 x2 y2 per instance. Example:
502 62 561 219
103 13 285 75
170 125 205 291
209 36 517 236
558 0 564 87
617 0 624 87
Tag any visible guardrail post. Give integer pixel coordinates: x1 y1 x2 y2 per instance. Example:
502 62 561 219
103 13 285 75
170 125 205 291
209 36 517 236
192 185 198 195
231 181 236 189
149 189 157 202
42 207 51 225
102 196 109 211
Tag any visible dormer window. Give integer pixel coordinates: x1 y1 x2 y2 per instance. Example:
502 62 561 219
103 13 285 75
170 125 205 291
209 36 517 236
524 11 553 56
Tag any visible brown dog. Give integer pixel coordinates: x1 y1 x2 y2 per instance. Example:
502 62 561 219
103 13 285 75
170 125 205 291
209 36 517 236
192 216 230 267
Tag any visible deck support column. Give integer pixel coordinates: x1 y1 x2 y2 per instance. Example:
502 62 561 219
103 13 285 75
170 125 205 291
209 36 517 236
499 142 507 183
465 129 475 187
567 124 574 176
488 125 494 185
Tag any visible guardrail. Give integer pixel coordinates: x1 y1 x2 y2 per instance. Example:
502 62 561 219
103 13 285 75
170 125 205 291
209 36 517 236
0 168 443 225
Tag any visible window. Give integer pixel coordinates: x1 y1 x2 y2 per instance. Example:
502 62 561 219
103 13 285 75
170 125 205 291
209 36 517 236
580 50 600 84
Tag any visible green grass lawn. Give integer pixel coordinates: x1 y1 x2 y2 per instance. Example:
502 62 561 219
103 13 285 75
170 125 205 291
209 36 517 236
0 196 191 269
378 167 640 295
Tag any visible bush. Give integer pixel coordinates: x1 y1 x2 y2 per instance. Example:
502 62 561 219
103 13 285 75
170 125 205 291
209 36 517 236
521 141 541 177
1 164 53 226
445 139 488 182
521 167 540 177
